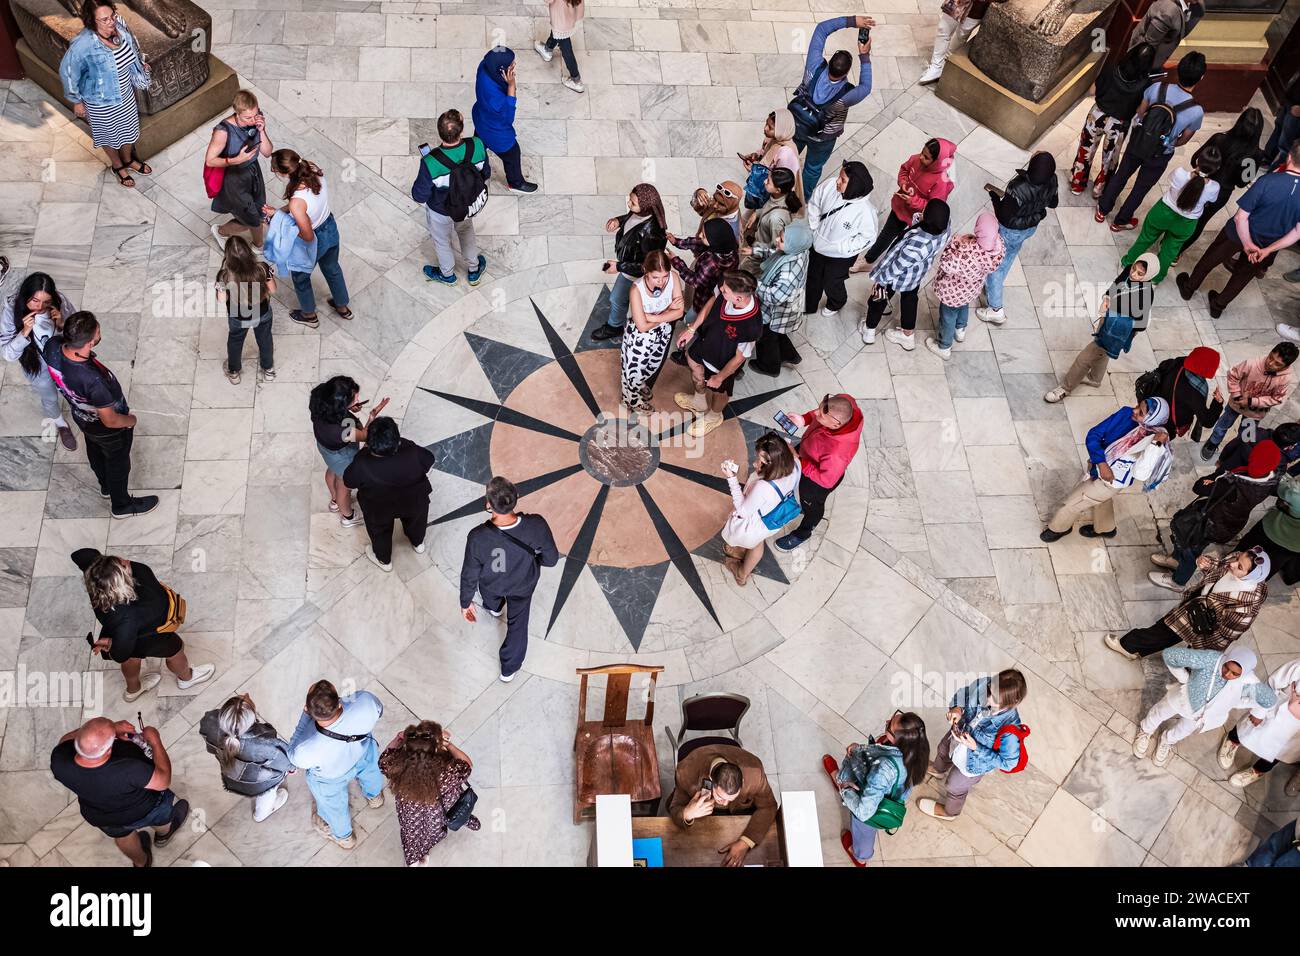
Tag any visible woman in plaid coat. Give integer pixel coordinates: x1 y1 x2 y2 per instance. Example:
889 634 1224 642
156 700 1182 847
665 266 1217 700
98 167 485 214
749 220 812 376
1106 547 1270 660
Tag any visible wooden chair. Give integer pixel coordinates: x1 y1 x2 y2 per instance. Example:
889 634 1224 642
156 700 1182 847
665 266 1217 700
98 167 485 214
573 663 664 825
664 692 751 767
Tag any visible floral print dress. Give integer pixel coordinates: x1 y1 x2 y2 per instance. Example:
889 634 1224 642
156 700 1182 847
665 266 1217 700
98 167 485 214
378 749 480 866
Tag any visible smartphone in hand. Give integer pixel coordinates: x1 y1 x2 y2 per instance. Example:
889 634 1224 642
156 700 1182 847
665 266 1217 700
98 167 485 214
858 27 871 44
419 142 432 157
773 410 799 436
985 182 1005 199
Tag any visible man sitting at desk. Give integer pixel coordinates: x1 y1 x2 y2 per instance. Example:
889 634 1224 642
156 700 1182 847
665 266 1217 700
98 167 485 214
668 743 778 866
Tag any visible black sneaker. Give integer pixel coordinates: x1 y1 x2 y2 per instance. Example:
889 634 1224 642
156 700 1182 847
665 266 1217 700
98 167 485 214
669 349 687 367
1200 440 1219 462
111 495 160 519
774 533 806 552
590 323 624 341
153 798 190 848
1079 524 1117 539
509 181 539 194
99 488 110 500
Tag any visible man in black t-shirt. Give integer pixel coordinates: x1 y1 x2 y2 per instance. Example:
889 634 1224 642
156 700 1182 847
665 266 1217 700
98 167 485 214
342 417 436 570
42 311 157 517
50 716 189 867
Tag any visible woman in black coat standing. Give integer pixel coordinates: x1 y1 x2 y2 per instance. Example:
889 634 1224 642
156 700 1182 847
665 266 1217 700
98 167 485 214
1145 346 1224 439
591 183 668 341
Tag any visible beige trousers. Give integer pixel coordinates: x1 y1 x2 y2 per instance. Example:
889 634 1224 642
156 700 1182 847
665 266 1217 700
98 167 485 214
1048 476 1120 534
1062 341 1110 393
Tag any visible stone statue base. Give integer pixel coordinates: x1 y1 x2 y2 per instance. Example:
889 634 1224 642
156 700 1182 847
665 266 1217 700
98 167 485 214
11 0 211 114
17 38 237 158
936 48 1103 149
968 0 1116 103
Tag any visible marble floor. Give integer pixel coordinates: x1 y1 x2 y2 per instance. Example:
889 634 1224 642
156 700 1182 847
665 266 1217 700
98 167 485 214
2 0 1300 868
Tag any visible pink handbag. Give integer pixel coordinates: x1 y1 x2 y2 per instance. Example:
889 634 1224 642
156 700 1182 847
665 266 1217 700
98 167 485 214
203 164 225 200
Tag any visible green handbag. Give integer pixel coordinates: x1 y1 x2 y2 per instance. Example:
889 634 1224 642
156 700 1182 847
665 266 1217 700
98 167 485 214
864 755 907 834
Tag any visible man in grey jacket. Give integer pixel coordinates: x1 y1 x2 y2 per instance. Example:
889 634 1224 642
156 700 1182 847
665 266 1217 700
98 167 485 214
1129 0 1204 68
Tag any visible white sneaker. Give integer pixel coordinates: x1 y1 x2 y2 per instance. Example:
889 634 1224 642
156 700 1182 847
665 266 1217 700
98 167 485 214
123 672 162 703
1277 323 1300 343
821 307 839 318
534 41 553 62
210 223 227 250
562 76 585 94
860 324 875 345
1217 733 1239 770
1150 553 1178 570
487 601 505 619
885 328 915 351
176 662 216 691
253 787 290 822
1043 386 1068 403
1133 731 1151 758
975 307 1005 326
366 545 393 573
918 64 943 85
925 336 950 360
954 328 966 343
1152 733 1172 767
1104 633 1139 661
1230 767 1262 788
1147 570 1180 591
499 671 516 683
413 542 426 554
339 510 364 528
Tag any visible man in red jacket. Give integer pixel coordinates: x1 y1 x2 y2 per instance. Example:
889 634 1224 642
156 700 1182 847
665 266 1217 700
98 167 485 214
775 393 864 551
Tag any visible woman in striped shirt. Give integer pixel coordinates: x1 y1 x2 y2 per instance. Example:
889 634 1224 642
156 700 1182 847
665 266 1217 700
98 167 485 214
860 199 951 351
60 2 152 188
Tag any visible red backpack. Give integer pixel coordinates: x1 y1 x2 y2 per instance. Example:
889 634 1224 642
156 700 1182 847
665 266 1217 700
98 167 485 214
993 723 1031 773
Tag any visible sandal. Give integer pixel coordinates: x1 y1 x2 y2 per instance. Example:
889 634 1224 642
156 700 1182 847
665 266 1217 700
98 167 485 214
112 165 136 188
126 158 152 175
327 298 353 320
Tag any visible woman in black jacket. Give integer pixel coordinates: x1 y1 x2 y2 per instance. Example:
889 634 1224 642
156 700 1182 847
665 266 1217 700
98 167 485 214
1183 107 1265 252
342 417 436 572
1070 43 1157 197
591 182 668 341
975 152 1059 326
1150 439 1282 590
1147 346 1225 439
200 694 293 822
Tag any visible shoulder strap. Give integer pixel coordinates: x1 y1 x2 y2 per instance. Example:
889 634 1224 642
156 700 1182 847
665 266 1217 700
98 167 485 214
885 752 906 799
1157 82 1169 106
493 520 543 561
314 723 369 743
432 144 470 170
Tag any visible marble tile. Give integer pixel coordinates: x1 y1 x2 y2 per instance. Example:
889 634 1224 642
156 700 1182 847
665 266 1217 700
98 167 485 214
990 548 1060 605
924 522 994 579
1018 789 1147 867
1063 726 1186 848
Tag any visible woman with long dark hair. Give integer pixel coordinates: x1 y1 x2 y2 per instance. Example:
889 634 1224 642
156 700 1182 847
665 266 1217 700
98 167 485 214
269 148 351 326
379 720 480 866
1184 107 1265 252
822 710 930 866
1069 43 1157 197
308 375 388 526
0 271 78 448
591 183 668 341
719 430 800 587
216 236 276 385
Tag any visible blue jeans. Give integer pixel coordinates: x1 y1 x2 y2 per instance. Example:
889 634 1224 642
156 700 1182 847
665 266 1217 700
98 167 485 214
1246 819 1300 867
305 736 384 839
291 214 349 315
1265 107 1300 167
794 133 837 198
1208 406 1243 447
982 224 1035 310
607 272 633 328
1172 542 1201 586
849 814 878 861
936 301 968 349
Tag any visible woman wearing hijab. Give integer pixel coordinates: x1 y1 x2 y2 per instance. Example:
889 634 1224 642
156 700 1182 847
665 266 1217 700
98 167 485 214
976 151 1059 326
1040 397 1170 543
1239 472 1300 584
860 199 950 351
667 218 740 322
1069 43 1158 197
740 110 804 219
750 219 813 376
472 46 536 193
1151 440 1282 591
591 183 668 341
926 211 1004 359
691 181 743 242
1044 253 1158 402
1219 657 1300 788
740 167 803 277
1149 346 1225 439
1107 547 1270 661
1133 644 1274 768
854 138 955 273
804 161 877 319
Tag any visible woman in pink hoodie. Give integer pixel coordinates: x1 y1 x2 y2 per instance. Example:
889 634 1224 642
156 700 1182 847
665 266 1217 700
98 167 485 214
926 211 1004 360
853 137 956 273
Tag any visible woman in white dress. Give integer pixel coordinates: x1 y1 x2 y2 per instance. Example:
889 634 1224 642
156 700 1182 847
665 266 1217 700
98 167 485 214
720 431 801 587
618 250 683 414
1219 657 1300 789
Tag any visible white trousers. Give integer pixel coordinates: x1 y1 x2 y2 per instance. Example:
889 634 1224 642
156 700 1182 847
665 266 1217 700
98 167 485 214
252 785 284 822
1139 688 1200 746
927 14 979 72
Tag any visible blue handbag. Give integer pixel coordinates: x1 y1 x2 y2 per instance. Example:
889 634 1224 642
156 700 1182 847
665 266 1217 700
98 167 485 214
760 480 802 531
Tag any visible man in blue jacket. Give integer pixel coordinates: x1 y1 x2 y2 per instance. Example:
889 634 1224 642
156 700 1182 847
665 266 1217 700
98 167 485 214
412 109 490 286
1039 396 1169 542
792 15 875 196
918 670 1027 820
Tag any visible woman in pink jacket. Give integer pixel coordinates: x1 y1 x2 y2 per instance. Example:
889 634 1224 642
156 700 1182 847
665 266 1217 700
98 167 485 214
1201 343 1298 461
926 212 1004 360
854 137 956 272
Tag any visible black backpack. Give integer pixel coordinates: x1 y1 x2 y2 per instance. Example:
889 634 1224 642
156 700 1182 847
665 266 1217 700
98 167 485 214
433 143 488 223
1128 84 1195 162
788 62 854 137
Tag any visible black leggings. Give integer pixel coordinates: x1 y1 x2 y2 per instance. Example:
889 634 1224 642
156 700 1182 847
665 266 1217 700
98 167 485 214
864 284 918 331
1228 726 1278 773
805 249 855 313
545 33 580 79
1186 187 1233 251
863 211 908 264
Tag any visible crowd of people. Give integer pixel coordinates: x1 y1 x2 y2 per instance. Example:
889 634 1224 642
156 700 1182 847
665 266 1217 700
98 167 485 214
32 1 1300 868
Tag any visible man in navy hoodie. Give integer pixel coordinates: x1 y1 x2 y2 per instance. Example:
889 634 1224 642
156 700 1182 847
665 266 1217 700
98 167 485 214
1040 396 1170 542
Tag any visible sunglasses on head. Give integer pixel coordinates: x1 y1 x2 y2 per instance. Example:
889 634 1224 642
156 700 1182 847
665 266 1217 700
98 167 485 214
715 184 737 200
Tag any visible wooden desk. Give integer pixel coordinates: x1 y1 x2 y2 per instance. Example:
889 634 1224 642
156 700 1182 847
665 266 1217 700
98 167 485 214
625 815 785 867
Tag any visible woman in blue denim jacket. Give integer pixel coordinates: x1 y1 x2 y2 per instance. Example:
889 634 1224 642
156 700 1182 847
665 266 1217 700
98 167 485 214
919 669 1027 821
823 710 929 866
59 1 152 187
